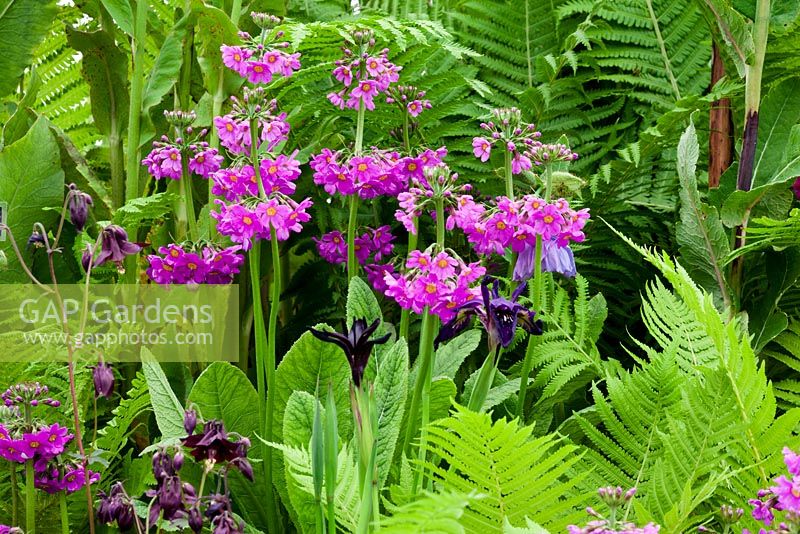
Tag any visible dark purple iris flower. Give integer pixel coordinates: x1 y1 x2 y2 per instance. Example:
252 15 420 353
435 276 543 352
309 318 391 387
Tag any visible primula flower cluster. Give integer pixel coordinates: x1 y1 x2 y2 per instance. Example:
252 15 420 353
393 158 471 235
745 447 800 533
211 88 313 250
210 153 300 200
147 244 244 285
472 107 578 173
310 147 436 199
212 196 312 250
315 225 395 266
378 247 486 322
213 98 291 157
568 487 660 534
452 194 589 256
328 29 401 111
386 84 431 118
0 383 99 494
220 12 300 85
142 110 223 180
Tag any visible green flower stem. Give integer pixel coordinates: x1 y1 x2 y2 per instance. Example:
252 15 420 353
517 166 553 419
180 157 199 241
410 311 436 493
249 117 279 532
468 351 499 412
354 101 366 155
124 0 148 203
402 112 411 152
347 103 367 281
504 148 514 200
11 465 18 526
25 460 34 534
354 386 378 533
435 199 445 250
248 246 267 440
209 0 243 203
325 384 338 534
411 200 446 491
398 217 418 340
265 225 281 522
59 491 69 534
402 310 433 456
347 195 360 281
123 0 148 282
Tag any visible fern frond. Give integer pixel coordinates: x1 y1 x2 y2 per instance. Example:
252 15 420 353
425 405 588 531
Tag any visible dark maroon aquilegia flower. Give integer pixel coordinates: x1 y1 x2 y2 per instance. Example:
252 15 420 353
435 276 543 354
181 417 254 481
310 318 391 387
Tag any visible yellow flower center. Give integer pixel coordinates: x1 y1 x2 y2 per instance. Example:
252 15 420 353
269 165 278 174
253 65 264 73
357 163 368 171
361 82 371 91
170 249 180 258
170 153 178 161
266 207 277 216
243 216 253 225
496 221 506 230
408 163 417 171
268 55 277 63
337 173 347 181
425 283 437 294
437 259 448 268
187 263 197 270
225 123 234 132
543 215 554 224
234 54 241 61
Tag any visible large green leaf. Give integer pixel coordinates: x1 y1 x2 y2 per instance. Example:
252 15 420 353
141 348 186 440
272 330 352 525
0 116 64 283
675 121 731 308
188 362 260 441
65 26 129 137
100 0 134 36
374 338 408 489
0 0 57 98
191 0 243 94
346 275 381 324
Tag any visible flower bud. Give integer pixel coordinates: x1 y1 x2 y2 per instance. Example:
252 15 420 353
92 362 114 398
184 408 198 435
188 505 204 533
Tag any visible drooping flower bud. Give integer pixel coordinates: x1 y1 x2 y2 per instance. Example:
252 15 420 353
67 183 93 232
188 505 204 533
184 408 198 435
92 362 114 398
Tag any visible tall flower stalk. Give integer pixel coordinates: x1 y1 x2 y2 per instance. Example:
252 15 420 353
213 15 307 526
310 319 390 533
